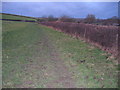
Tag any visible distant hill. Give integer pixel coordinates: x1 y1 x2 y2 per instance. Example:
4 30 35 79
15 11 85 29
0 13 37 21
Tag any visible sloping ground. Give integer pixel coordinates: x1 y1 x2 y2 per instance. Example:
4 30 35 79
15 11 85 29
2 21 118 88
1 13 36 21
41 21 118 56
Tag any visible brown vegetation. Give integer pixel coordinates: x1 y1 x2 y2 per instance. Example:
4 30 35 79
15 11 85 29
40 21 118 56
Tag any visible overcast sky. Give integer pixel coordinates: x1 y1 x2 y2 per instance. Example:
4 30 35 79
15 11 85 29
2 2 118 19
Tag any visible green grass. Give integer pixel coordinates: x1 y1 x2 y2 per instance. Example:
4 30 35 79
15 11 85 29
1 13 36 21
2 20 118 88
2 21 44 87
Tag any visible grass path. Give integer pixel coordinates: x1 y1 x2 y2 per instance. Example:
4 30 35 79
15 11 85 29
17 24 76 88
2 21 118 88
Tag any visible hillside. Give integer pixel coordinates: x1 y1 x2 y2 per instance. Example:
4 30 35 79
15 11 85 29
0 13 37 21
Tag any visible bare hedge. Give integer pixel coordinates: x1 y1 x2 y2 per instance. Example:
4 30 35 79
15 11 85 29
41 21 118 56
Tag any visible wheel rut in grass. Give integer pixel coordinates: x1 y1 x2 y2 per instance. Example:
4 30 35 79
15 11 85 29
18 26 76 88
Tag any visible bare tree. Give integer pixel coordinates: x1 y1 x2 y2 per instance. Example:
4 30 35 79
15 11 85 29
85 14 96 24
48 15 54 21
59 15 75 22
47 15 58 21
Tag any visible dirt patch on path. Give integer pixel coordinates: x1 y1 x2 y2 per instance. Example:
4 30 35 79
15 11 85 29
45 45 76 88
18 26 76 88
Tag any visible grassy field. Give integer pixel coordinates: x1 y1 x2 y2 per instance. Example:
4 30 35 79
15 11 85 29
2 19 118 88
1 13 36 21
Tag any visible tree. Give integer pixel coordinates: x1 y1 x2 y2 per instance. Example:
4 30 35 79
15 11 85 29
47 15 58 21
85 14 96 24
48 15 54 21
59 15 75 22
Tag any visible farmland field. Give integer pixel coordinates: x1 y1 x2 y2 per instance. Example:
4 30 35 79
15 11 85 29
2 17 118 88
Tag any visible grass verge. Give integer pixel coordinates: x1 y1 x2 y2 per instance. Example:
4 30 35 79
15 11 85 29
41 25 118 88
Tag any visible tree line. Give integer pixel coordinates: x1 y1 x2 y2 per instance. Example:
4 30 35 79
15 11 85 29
37 14 119 26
